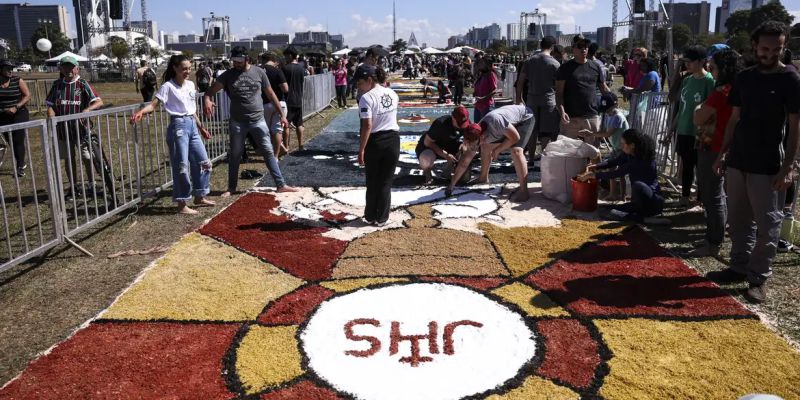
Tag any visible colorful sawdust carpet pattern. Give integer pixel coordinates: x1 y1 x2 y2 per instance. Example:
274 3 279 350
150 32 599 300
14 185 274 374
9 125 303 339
2 191 800 400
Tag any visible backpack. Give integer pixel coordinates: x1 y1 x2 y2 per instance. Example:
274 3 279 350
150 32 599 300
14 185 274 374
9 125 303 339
143 68 157 87
197 67 210 85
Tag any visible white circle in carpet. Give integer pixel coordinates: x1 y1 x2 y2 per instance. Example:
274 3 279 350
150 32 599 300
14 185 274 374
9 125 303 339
301 283 536 400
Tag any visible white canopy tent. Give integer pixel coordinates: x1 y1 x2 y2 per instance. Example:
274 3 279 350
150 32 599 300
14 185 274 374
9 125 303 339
422 47 444 54
402 49 418 55
93 54 110 61
46 51 89 63
332 48 351 56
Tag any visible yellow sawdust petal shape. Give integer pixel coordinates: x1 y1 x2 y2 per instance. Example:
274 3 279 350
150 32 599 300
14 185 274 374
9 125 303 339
485 375 579 400
320 277 410 293
481 219 625 276
595 318 800 399
236 325 303 394
492 282 569 318
333 227 509 278
102 233 304 321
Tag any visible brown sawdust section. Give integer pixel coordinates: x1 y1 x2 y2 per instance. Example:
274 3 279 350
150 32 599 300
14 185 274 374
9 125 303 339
333 204 509 278
481 219 626 277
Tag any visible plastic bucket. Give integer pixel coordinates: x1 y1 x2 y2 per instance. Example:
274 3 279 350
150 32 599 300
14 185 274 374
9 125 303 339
571 177 598 212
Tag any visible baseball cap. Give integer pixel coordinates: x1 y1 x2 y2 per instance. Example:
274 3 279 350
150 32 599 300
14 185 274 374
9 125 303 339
0 59 14 68
451 105 470 129
464 122 483 141
230 46 248 61
353 64 376 81
60 56 78 66
598 92 618 112
706 43 730 60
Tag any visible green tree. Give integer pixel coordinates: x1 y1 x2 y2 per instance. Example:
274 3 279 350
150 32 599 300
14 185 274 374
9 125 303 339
486 40 509 54
725 9 751 38
182 49 194 60
790 23 800 53
132 37 149 58
29 22 71 57
615 38 644 56
109 36 130 68
690 33 727 48
654 24 699 51
390 39 407 53
728 30 751 54
726 1 794 38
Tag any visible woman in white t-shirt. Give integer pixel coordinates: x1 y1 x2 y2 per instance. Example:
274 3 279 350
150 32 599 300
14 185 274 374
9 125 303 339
130 55 214 215
356 65 400 226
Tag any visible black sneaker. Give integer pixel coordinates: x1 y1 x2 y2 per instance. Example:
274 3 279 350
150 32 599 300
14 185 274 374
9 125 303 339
706 268 747 284
744 282 767 304
777 239 794 253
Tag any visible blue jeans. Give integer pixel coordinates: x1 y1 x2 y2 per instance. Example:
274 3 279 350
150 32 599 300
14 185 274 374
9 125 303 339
228 118 286 192
166 116 211 202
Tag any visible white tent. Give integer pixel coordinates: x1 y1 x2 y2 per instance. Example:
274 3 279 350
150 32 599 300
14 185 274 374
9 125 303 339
446 47 464 54
422 47 444 54
332 48 351 56
93 54 110 61
402 49 418 55
47 51 89 63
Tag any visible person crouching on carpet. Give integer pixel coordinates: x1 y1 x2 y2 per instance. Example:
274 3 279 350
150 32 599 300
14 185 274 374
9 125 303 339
356 65 400 226
415 105 481 185
578 128 668 224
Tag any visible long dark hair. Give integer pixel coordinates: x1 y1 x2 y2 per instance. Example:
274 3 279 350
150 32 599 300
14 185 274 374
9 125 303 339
622 128 655 161
711 49 742 88
163 54 188 83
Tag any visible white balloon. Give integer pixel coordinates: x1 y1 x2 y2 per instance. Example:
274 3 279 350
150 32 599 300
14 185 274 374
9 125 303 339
36 38 52 52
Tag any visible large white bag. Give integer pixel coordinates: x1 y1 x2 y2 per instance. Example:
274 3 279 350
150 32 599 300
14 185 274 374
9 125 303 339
540 155 589 204
543 135 601 158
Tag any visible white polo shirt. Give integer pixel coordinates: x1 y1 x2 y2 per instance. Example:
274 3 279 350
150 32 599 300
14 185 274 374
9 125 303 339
155 79 197 116
359 84 400 133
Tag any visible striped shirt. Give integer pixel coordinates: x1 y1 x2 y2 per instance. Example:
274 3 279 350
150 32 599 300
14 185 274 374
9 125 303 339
45 76 101 116
0 76 22 110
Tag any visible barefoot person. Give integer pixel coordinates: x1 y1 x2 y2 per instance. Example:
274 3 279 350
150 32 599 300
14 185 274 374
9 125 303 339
448 104 535 202
203 46 298 196
356 65 400 226
130 55 215 214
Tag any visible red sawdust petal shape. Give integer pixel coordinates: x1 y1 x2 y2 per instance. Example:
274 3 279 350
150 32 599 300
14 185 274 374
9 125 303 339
0 322 238 399
258 285 336 326
526 228 753 318
320 210 351 223
416 276 510 291
260 380 343 399
536 319 600 389
199 193 348 281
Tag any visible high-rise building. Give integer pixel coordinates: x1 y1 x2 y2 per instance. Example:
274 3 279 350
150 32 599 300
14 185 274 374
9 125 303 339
0 3 70 49
163 33 178 45
329 34 344 51
254 34 290 49
179 34 202 43
714 6 722 34
293 31 330 44
541 24 560 38
671 2 711 35
718 0 774 34
507 23 525 47
582 31 598 44
596 27 614 50
129 20 159 42
448 35 465 49
464 23 501 49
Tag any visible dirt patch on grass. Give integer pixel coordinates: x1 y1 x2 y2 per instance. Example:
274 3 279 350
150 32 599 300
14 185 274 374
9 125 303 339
0 106 344 386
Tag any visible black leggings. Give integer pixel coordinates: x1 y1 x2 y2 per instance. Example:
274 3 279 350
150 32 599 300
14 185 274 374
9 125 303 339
336 85 348 108
364 131 400 223
676 135 698 198
0 107 29 169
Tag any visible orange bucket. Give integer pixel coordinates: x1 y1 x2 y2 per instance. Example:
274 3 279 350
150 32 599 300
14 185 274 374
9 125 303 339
571 177 598 212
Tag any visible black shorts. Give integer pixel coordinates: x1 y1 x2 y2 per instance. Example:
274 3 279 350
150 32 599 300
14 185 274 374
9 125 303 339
286 106 304 127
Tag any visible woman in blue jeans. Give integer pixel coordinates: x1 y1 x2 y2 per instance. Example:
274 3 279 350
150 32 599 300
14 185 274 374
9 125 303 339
131 55 214 215
580 129 667 224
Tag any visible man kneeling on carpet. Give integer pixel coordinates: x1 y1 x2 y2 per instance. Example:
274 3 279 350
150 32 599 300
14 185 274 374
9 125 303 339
447 104 535 202
578 128 669 224
415 105 481 185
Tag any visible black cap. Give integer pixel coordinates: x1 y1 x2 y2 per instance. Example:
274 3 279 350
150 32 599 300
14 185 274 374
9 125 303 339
230 46 248 59
598 92 618 112
354 64 376 81
0 59 14 68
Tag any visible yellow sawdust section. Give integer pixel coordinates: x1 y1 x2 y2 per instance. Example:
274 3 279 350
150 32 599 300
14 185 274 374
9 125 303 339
492 282 569 318
333 209 509 277
320 277 411 293
236 325 303 395
485 375 579 400
102 233 304 321
481 219 625 277
595 319 800 399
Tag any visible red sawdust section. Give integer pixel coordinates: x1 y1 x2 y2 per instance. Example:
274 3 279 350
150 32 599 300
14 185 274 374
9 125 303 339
199 193 348 281
258 285 336 326
0 322 238 399
320 210 350 223
260 380 343 399
526 228 753 318
417 276 510 291
535 319 600 390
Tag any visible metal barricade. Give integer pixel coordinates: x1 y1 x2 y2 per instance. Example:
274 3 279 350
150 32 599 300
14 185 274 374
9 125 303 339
628 91 679 190
302 73 335 120
24 79 56 115
0 119 62 273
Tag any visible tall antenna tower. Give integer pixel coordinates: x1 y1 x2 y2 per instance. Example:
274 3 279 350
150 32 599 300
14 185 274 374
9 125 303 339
393 0 397 44
140 0 150 53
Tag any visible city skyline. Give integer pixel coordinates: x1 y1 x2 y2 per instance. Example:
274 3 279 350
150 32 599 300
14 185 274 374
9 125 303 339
9 0 800 48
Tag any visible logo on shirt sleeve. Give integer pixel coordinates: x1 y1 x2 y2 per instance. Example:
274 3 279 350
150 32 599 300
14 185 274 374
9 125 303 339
361 107 369 113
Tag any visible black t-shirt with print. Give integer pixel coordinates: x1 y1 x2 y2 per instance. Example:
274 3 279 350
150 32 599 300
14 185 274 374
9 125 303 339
261 64 287 103
282 63 305 108
727 66 800 175
556 59 603 118
415 115 463 156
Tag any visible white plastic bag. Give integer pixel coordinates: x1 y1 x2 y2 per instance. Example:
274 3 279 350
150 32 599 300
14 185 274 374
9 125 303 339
543 135 600 159
541 155 589 204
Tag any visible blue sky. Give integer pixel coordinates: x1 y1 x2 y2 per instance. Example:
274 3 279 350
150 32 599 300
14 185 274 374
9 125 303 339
19 0 800 47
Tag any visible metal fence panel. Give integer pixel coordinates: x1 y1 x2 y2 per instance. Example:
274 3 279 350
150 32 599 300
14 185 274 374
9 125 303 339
628 92 677 178
303 73 334 120
0 119 62 273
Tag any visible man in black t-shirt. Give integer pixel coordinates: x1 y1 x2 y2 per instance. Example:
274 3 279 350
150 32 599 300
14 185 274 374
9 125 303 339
555 36 610 142
415 106 477 184
261 52 290 158
282 46 306 150
708 21 800 304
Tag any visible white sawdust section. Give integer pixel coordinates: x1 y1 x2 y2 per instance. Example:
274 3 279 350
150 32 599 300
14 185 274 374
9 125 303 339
301 283 536 400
